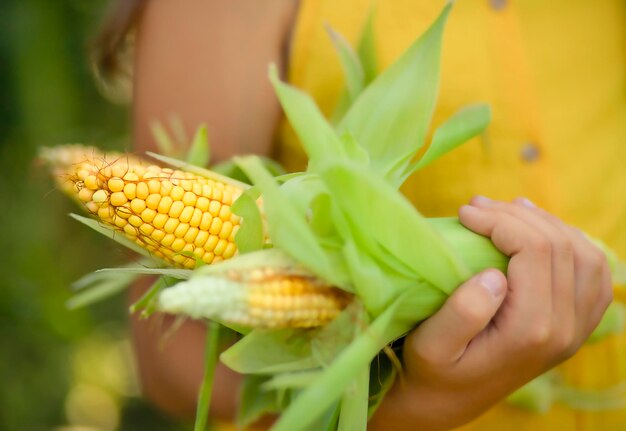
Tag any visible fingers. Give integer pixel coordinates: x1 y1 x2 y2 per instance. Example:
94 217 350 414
407 269 507 365
458 200 554 342
459 196 613 357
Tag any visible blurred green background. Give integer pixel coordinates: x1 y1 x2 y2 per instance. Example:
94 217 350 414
0 1 188 430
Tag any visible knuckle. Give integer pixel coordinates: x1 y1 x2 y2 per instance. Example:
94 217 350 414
526 233 552 255
449 292 490 326
521 321 552 349
587 247 608 271
553 329 577 359
412 339 442 366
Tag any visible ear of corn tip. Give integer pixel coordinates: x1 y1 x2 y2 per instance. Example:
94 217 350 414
158 270 352 328
43 145 245 269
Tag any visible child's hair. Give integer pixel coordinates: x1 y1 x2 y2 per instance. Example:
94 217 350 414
91 0 145 103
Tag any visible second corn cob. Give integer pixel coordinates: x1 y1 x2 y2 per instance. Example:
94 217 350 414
159 266 352 328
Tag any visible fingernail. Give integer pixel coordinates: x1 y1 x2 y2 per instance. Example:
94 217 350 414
458 204 479 217
478 271 505 298
516 197 536 209
472 195 493 206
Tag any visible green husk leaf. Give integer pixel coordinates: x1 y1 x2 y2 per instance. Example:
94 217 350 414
95 267 192 279
357 6 378 85
235 156 347 287
150 120 177 157
268 65 346 170
367 350 398 417
506 372 556 413
426 217 509 274
261 370 323 391
271 288 418 431
325 23 365 102
337 363 369 431
67 273 138 309
221 329 319 374
231 188 264 253
71 260 152 290
186 124 210 167
145 151 250 190
337 3 450 183
70 213 159 261
238 375 289 428
193 248 311 279
403 104 491 178
586 302 626 344
212 156 287 184
129 276 169 316
194 322 220 431
320 160 471 295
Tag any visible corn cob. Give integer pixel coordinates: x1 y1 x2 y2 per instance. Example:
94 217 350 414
158 266 352 328
43 145 244 269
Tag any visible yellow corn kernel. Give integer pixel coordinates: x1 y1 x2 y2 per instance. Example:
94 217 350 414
189 208 203 228
123 172 139 182
78 188 94 202
202 252 215 264
139 223 154 236
194 230 209 247
199 213 213 231
182 191 197 207
184 227 199 244
209 218 223 235
115 204 132 219
84 175 99 190
163 218 180 234
123 224 137 237
110 192 128 207
208 200 221 216
152 213 168 229
168 201 185 218
123 183 137 200
171 238 186 252
146 194 161 210
223 242 237 259
170 185 185 201
174 223 190 238
147 179 161 194
160 180 173 197
128 215 143 228
179 206 194 224
157 196 173 214
141 208 157 223
130 198 146 214
111 163 127 178
108 177 124 193
214 239 227 256
219 221 233 239
135 182 149 199
151 229 166 242
161 233 175 247
196 196 210 212
204 235 219 252
92 189 108 204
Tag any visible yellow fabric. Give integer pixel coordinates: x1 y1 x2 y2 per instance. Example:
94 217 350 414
276 0 626 429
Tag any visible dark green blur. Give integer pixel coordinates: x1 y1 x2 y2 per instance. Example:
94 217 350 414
0 1 187 430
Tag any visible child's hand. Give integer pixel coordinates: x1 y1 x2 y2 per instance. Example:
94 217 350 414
369 196 613 431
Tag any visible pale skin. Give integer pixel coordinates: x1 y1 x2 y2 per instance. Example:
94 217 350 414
130 1 613 430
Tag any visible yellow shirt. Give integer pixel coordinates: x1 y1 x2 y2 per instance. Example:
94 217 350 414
274 0 626 429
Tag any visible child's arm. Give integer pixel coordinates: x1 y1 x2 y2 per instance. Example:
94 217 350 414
130 0 297 421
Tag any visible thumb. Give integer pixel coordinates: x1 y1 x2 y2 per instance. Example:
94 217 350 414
408 269 507 365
